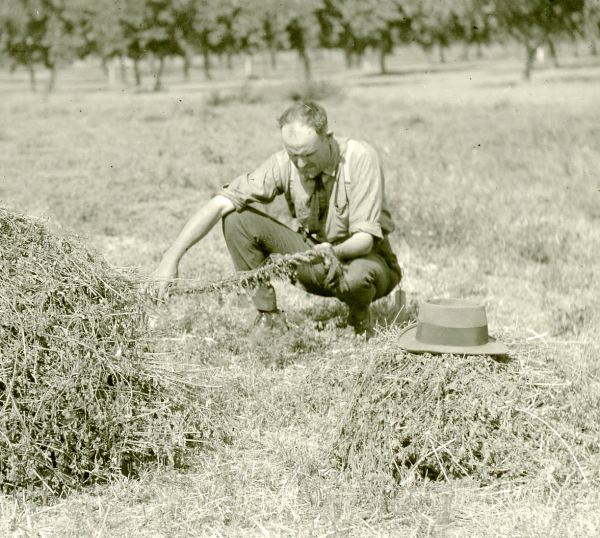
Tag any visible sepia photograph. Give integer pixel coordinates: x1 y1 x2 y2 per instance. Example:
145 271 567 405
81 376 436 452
1 0 599 535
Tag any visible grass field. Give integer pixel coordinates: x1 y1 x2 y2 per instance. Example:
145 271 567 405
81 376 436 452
1 48 599 536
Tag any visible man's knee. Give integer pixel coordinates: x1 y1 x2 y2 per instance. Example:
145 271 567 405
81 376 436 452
222 209 256 244
338 256 394 303
221 209 242 235
222 207 272 238
336 260 378 303
343 264 377 293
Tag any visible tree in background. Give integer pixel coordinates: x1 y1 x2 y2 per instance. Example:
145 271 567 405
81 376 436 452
0 0 90 91
584 0 600 54
0 0 47 89
259 0 290 70
175 0 225 80
82 0 128 81
451 0 496 60
211 0 238 70
229 1 271 78
284 0 325 82
405 0 463 63
326 0 409 74
492 0 586 79
0 0 595 89
56 0 147 86
139 0 187 91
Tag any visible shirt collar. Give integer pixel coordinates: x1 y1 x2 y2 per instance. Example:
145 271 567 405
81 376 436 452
321 136 340 178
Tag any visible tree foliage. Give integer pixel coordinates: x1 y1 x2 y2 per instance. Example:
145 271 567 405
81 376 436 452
491 0 586 78
583 0 600 53
0 0 89 90
326 0 408 73
0 0 594 90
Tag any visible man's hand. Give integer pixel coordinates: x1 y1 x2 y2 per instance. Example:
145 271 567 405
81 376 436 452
145 256 179 301
143 195 236 301
312 242 336 269
312 242 343 290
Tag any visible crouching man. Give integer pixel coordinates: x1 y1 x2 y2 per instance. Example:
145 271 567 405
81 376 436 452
151 101 401 336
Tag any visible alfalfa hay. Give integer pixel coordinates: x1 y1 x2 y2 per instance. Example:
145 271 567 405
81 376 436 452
0 208 221 496
334 349 599 488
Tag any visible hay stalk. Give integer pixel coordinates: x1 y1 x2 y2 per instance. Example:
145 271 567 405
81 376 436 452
162 250 327 296
1 207 226 497
516 407 588 485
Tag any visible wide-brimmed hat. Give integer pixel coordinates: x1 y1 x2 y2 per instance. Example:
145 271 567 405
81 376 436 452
397 298 508 355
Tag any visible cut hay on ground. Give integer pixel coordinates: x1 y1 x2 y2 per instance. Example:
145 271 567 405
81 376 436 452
169 250 326 296
334 348 600 489
0 208 222 497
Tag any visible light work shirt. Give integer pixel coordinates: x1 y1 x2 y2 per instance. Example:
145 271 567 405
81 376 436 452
219 136 395 244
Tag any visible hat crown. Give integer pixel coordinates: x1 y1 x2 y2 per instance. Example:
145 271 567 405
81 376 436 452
396 298 508 355
418 298 487 328
416 299 489 347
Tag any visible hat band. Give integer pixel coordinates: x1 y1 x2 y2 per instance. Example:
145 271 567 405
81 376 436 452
416 322 489 347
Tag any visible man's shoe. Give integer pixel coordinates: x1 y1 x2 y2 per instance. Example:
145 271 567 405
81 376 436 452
253 310 289 332
347 304 374 338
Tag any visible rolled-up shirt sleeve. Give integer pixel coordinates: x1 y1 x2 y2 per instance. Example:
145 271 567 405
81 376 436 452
347 143 384 239
219 151 289 211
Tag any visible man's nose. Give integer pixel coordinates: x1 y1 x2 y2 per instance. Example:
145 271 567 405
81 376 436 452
296 157 306 169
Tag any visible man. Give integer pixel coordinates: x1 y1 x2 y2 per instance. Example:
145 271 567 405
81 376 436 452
151 101 401 336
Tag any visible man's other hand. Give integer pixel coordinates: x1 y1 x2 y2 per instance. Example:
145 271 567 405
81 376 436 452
145 257 179 301
312 242 335 267
312 242 343 290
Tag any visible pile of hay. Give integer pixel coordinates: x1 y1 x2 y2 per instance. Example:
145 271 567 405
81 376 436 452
334 350 599 487
0 208 221 496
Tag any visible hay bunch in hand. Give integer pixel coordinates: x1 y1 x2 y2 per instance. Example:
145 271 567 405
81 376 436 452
334 350 599 488
0 208 220 497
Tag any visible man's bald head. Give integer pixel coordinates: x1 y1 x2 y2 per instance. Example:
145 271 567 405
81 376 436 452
277 101 329 137
279 103 333 179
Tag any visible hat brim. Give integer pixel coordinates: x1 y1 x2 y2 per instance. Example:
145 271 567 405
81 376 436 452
397 325 509 356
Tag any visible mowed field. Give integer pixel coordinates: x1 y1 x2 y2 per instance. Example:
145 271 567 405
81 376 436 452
1 49 600 536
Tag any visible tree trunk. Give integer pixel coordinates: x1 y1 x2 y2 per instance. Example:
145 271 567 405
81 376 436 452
461 43 470 61
202 48 212 80
28 65 36 92
298 47 311 82
524 44 536 81
476 41 484 59
585 17 599 55
439 42 446 63
119 56 128 83
269 47 277 70
106 57 117 86
133 58 141 86
344 48 353 68
379 47 388 74
183 53 191 80
101 56 109 78
356 51 364 68
47 65 57 92
153 56 165 91
226 51 233 70
244 53 254 79
547 37 559 68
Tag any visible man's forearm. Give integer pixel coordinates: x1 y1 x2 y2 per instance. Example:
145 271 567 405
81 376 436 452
331 232 374 261
163 195 235 262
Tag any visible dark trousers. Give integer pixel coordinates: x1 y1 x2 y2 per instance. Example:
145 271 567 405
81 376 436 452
222 207 401 312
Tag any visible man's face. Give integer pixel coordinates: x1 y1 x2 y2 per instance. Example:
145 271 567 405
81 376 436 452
281 121 331 179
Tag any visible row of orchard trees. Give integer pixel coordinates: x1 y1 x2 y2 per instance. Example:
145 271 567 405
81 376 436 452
0 0 599 91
